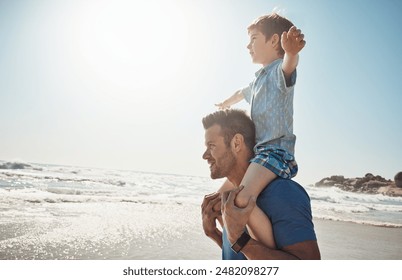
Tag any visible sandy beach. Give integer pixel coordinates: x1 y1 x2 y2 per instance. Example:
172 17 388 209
313 219 402 260
0 212 402 260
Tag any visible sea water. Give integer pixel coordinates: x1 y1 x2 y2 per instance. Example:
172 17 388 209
1 160 401 259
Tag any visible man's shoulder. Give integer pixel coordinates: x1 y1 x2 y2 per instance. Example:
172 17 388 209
259 178 309 200
267 177 302 189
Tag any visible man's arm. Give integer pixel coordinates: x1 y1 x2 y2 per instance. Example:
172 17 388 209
201 192 223 248
241 239 320 260
222 187 320 260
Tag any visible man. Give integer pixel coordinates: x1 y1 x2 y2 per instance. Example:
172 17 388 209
201 109 320 260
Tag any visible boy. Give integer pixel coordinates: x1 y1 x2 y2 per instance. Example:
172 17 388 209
215 13 305 249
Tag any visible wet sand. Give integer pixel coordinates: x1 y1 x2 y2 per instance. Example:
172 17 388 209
313 219 402 260
1 218 401 260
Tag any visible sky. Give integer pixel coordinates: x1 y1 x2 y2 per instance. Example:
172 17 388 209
0 0 401 185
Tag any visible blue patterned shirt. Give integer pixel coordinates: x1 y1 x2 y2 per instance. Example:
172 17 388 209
241 59 297 155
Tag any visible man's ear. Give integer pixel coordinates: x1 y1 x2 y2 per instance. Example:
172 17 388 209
230 133 244 152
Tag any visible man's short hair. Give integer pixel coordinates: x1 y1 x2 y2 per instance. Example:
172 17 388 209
202 109 255 152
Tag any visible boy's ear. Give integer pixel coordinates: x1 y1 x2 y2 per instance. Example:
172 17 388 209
270 33 280 47
230 133 244 152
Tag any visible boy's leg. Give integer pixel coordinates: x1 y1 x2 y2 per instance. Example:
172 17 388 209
247 206 276 249
235 163 277 249
218 179 236 193
235 162 277 208
213 179 235 212
234 148 297 249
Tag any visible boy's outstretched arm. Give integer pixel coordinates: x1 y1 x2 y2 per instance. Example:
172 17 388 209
215 89 244 110
281 26 306 81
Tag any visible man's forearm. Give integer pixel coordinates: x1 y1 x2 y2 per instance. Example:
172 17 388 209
241 239 320 260
241 239 299 260
208 229 223 249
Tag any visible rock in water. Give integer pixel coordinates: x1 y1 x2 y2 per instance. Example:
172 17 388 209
315 173 402 197
395 172 402 188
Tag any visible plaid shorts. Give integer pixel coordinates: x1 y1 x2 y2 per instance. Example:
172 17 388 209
250 145 298 179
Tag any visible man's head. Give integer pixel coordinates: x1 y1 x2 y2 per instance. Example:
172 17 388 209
247 13 294 65
202 109 255 181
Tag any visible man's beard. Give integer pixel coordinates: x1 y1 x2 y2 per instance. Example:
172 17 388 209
210 149 236 179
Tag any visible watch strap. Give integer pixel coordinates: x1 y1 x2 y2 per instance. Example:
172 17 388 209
231 231 251 253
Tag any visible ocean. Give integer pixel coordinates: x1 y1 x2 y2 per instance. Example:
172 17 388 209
1 160 401 260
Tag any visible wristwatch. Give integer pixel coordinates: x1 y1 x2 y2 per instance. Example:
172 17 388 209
231 231 251 253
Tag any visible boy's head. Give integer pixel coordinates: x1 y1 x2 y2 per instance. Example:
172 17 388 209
247 13 294 58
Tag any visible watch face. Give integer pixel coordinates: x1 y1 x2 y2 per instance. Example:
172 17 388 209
231 242 242 253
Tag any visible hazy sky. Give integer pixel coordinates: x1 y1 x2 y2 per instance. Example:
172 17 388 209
1 0 401 185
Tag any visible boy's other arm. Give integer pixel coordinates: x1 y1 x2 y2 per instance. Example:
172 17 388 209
281 26 305 82
213 179 235 212
215 89 244 110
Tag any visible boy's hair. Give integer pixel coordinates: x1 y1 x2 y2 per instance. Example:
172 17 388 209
202 109 255 152
248 13 294 56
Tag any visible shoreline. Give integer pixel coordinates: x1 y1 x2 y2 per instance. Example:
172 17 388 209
314 217 402 229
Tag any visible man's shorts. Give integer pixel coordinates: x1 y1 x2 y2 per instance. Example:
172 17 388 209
250 145 298 179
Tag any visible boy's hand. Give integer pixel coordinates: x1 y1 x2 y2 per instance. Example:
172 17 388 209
215 102 230 110
281 26 306 56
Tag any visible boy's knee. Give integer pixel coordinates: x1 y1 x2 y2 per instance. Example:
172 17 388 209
234 190 251 208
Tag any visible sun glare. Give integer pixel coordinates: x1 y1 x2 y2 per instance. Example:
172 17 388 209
74 0 189 102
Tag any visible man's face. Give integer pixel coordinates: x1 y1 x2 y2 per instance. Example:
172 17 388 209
247 28 273 66
202 124 236 179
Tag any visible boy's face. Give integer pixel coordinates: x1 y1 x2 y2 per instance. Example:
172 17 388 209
247 28 276 67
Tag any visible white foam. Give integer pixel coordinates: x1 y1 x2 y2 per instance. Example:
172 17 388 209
1 163 401 229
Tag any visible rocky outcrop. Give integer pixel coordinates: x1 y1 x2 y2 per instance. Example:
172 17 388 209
0 161 32 170
395 172 402 188
0 161 43 171
315 173 402 197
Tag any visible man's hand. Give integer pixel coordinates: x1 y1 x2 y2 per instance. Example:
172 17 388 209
201 192 223 244
281 26 305 56
221 186 256 244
